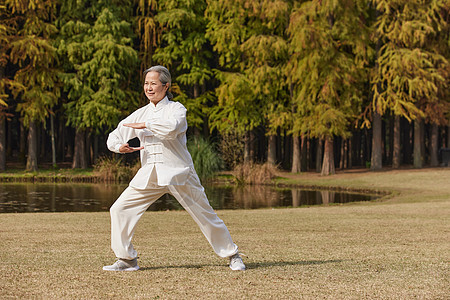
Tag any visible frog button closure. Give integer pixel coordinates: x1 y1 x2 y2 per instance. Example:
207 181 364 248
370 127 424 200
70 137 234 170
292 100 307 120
145 142 163 164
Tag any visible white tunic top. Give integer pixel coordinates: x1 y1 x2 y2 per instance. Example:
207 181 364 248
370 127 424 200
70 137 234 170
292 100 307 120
107 97 194 189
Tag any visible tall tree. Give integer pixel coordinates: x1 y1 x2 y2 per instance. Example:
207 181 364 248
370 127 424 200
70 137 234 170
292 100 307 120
426 2 450 166
288 0 372 175
392 115 401 168
153 0 214 132
206 0 290 163
371 0 449 169
239 1 290 165
5 0 60 171
135 0 158 73
0 3 11 171
56 0 139 168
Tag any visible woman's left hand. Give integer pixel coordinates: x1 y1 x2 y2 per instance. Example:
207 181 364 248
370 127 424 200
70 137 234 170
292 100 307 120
123 122 146 129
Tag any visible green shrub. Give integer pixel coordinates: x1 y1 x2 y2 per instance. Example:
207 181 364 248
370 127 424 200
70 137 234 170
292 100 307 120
187 136 223 181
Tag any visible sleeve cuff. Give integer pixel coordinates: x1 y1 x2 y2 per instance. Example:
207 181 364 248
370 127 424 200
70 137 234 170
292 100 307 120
115 144 122 153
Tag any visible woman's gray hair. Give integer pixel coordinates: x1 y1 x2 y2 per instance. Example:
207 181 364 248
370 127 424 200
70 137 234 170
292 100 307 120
143 65 174 100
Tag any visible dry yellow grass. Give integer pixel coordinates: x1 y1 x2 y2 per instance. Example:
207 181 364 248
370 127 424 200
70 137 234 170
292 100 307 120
0 167 449 299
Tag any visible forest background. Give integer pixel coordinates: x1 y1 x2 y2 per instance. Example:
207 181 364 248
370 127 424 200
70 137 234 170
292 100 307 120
1 0 449 176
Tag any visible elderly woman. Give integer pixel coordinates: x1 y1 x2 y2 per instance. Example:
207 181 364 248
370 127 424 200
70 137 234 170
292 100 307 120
103 65 245 271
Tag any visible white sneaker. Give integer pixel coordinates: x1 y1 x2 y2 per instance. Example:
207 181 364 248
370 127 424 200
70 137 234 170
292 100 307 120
103 258 139 271
229 253 246 271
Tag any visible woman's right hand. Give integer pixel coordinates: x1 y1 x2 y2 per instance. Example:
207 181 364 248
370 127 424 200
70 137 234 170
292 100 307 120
119 143 144 153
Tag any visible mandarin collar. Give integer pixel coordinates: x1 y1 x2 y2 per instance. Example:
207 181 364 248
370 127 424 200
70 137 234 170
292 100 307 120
149 96 169 111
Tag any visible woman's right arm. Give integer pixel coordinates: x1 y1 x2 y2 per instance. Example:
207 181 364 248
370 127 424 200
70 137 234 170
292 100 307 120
107 111 142 154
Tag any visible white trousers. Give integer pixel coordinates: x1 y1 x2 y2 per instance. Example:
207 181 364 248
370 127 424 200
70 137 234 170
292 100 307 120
109 168 238 260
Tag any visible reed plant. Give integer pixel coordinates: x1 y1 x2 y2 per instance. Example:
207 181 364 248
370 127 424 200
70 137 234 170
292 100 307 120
93 155 137 183
187 136 223 181
233 162 278 185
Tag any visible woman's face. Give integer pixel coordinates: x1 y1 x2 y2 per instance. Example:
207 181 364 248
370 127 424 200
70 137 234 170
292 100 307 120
144 71 168 104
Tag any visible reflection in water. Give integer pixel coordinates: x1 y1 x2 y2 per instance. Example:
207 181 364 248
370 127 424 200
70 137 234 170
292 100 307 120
1 183 126 213
206 185 290 209
0 183 378 213
291 189 361 206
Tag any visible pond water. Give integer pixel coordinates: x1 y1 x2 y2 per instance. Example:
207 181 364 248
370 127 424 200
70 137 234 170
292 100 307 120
0 183 379 213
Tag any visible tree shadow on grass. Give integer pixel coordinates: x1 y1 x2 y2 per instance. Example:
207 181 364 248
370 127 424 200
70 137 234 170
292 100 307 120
139 264 215 271
246 259 345 269
139 259 344 271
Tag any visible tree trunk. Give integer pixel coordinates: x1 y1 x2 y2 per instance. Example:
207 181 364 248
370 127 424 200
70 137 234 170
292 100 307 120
421 122 425 165
348 138 352 169
413 119 423 168
93 134 98 165
0 116 5 171
66 128 74 160
447 125 450 148
6 114 12 158
387 117 393 164
364 128 371 165
249 130 255 162
20 122 26 162
371 111 382 170
50 114 57 168
26 121 38 171
321 137 335 176
57 118 64 161
291 135 300 173
316 139 323 173
81 130 88 168
403 119 412 164
392 115 401 168
0 66 6 170
202 115 209 137
72 129 88 169
339 139 348 169
244 131 250 163
430 123 439 167
354 131 361 166
39 123 45 160
267 135 276 165
86 132 92 166
344 139 348 169
300 135 308 172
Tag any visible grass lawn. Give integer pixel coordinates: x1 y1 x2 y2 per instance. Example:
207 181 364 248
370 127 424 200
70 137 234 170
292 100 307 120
0 167 449 299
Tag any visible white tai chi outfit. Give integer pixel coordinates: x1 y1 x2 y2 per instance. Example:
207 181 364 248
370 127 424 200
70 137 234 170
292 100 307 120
106 96 239 260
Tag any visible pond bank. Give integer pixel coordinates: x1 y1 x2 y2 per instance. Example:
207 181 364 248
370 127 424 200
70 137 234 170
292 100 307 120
0 169 100 183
